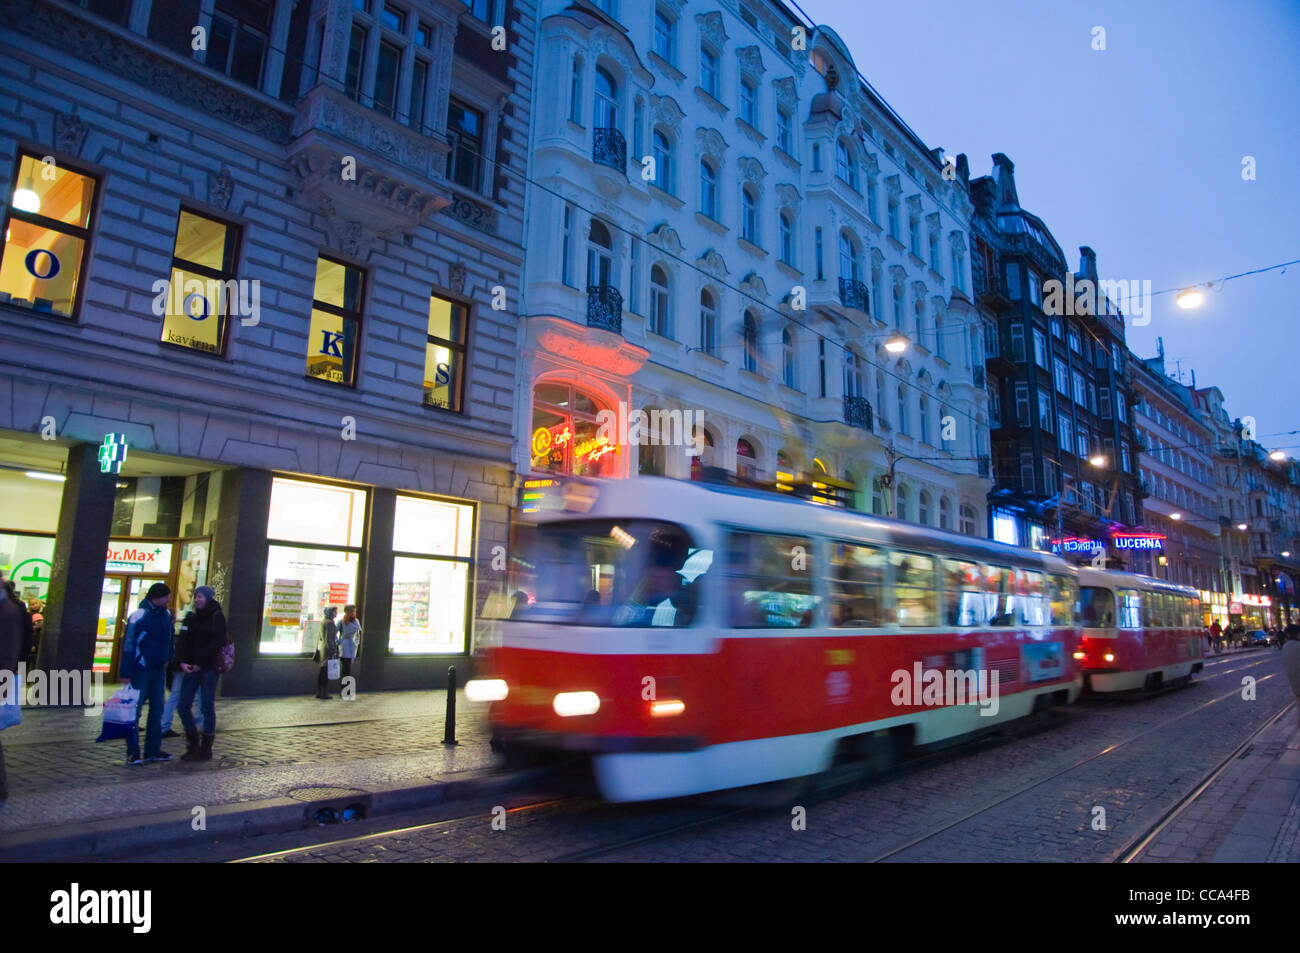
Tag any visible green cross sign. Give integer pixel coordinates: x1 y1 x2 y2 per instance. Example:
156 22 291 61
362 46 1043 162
99 433 128 474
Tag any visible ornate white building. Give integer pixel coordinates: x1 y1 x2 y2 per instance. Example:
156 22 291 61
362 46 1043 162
517 0 990 533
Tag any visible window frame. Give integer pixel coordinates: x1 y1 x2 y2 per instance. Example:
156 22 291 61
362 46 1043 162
306 254 366 388
424 289 470 414
158 207 242 358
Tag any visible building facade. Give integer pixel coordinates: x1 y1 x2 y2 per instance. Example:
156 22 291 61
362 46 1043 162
969 154 1144 564
0 0 534 693
516 0 990 533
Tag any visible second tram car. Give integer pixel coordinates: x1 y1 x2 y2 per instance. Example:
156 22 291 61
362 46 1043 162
471 478 1083 802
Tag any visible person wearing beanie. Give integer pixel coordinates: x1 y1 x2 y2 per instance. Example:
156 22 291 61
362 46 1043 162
174 585 226 761
119 582 175 765
315 606 339 699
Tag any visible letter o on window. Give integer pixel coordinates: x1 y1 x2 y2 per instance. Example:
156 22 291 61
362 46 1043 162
183 292 210 321
24 249 61 280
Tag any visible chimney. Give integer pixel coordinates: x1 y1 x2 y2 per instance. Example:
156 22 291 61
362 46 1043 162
956 152 970 186
991 153 1018 210
1157 335 1165 359
1079 246 1098 282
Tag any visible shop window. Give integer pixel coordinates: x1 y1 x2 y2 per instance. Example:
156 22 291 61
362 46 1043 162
425 293 468 412
531 382 619 477
260 478 368 655
390 495 474 654
726 532 817 628
0 532 56 604
159 209 240 355
306 256 364 385
0 152 97 319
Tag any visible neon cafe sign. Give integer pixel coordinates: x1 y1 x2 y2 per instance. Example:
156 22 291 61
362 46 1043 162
531 424 619 467
1111 532 1166 551
1049 537 1105 555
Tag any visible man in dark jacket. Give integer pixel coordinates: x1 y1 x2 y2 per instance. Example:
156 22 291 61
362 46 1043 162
119 582 175 765
175 585 226 761
0 574 23 798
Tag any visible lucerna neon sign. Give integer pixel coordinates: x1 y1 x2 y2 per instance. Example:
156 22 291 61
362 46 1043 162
1111 532 1166 551
1049 537 1105 554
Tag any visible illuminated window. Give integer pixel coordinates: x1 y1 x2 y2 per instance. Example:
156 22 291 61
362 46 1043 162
0 152 97 319
260 478 367 655
306 256 364 386
158 210 239 355
727 532 817 628
736 438 757 480
390 494 474 654
425 293 468 412
830 542 885 626
532 382 618 477
891 551 937 626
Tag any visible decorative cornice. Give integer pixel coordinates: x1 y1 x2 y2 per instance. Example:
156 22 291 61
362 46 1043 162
737 45 765 77
926 211 941 229
739 271 768 300
862 151 880 176
697 248 730 278
647 221 684 254
651 94 685 135
912 280 929 299
949 231 968 253
889 265 907 282
906 194 922 213
696 126 728 159
738 155 767 184
885 174 901 195
696 11 728 49
207 166 234 210
772 76 796 108
775 182 800 209
54 111 87 156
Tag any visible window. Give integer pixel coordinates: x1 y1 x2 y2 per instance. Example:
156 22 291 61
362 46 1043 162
811 143 822 172
446 99 485 192
1010 324 1026 362
1099 387 1111 418
1 152 97 319
741 185 759 244
891 551 937 626
1014 381 1030 426
892 283 904 328
1068 328 1081 354
776 106 793 153
1077 430 1089 458
1005 263 1021 299
908 215 920 258
1112 342 1123 372
425 294 467 412
653 8 675 63
742 310 759 372
829 542 885 626
561 204 575 287
468 0 499 22
839 231 861 283
929 229 941 273
779 211 795 266
159 210 239 355
843 349 863 398
628 235 641 312
76 0 130 24
700 44 720 99
920 397 931 444
306 256 364 386
736 438 757 480
653 129 674 193
260 477 367 655
373 39 402 118
939 497 951 531
699 289 718 355
1034 328 1048 368
1029 272 1042 309
1116 390 1127 422
1038 391 1053 432
835 139 857 188
727 532 816 628
700 160 718 219
1020 451 1035 491
390 495 474 653
649 265 670 337
888 196 900 240
1054 357 1068 394
942 560 997 627
1121 442 1132 472
1118 589 1142 629
1072 370 1086 406
814 227 824 280
918 490 932 525
409 58 430 133
866 178 878 222
782 327 796 388
897 385 909 435
593 66 618 132
1079 587 1115 627
569 56 583 123
586 219 614 288
1059 414 1073 451
959 504 977 536
207 0 271 89
740 76 758 127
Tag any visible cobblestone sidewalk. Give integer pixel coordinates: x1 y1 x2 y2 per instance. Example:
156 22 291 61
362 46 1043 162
0 690 498 843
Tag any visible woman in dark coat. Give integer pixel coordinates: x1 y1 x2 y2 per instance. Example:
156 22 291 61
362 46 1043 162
315 607 339 699
175 585 227 761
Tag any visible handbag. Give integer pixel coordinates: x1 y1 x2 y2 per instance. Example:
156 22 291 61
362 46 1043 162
326 658 340 680
216 641 235 674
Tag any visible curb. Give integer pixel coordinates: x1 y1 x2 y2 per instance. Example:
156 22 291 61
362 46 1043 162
0 765 552 862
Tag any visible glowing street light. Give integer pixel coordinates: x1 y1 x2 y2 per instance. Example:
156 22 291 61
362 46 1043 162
1237 522 1248 531
1088 454 1108 468
1269 450 1287 462
1170 512 1182 520
1176 288 1204 309
884 333 908 354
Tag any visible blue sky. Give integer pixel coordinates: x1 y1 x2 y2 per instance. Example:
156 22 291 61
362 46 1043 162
791 0 1300 453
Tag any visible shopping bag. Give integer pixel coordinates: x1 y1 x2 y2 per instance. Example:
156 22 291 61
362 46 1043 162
0 699 20 731
95 686 140 742
326 658 340 680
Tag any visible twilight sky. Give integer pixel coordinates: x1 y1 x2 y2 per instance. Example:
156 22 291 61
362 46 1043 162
790 0 1300 454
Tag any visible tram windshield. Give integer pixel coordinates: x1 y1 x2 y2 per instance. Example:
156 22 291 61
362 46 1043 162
1079 586 1116 627
505 519 709 627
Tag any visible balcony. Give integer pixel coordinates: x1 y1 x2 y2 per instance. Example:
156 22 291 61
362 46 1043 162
592 127 627 175
838 278 869 312
843 395 874 431
972 367 985 388
587 285 623 333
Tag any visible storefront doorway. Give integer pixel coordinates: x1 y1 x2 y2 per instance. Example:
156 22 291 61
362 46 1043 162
96 574 169 679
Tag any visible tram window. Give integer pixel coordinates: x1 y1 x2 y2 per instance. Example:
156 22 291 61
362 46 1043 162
890 551 937 627
1140 591 1153 627
727 532 818 628
1012 569 1046 626
942 559 996 627
982 565 1011 625
829 541 885 627
1048 574 1075 626
510 519 707 627
1118 589 1142 629
1079 587 1115 627
1157 592 1172 627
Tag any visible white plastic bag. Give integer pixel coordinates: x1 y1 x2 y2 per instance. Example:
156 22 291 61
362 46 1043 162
326 658 340 680
103 686 140 724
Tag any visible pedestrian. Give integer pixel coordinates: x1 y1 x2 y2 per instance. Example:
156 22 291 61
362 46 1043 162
174 585 226 762
24 598 42 667
161 652 204 739
314 606 338 699
338 604 361 688
1210 620 1222 655
1282 625 1300 745
118 582 176 765
0 573 24 799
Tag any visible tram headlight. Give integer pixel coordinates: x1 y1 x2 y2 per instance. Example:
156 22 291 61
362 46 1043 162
465 678 508 702
650 699 686 717
553 691 601 717
1104 653 1115 663
1072 651 1086 660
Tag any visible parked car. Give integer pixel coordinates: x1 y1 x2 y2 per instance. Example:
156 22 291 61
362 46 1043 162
1247 629 1270 647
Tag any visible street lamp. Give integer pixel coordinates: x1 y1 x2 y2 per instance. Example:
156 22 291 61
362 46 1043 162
1176 288 1204 309
884 332 908 354
1269 450 1287 462
1170 512 1182 520
1237 523 1248 531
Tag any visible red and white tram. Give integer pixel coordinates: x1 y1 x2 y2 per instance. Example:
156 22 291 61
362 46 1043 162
1075 568 1205 693
470 477 1082 802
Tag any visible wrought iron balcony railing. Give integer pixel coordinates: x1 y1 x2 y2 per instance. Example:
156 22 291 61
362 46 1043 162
592 127 627 174
838 277 869 312
843 395 873 431
586 284 623 333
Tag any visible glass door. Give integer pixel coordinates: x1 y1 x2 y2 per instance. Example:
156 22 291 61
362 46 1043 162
94 577 123 675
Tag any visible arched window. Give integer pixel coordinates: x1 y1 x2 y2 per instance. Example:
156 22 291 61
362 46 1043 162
531 381 618 477
839 231 860 282
895 483 909 521
918 490 931 526
892 281 904 327
736 438 757 480
569 55 583 123
743 310 759 372
835 138 857 189
638 406 666 477
699 289 718 355
649 265 670 337
653 129 674 194
897 384 908 435
919 395 930 444
782 327 796 388
779 210 795 266
939 496 952 531
843 348 863 398
935 311 946 360
594 66 618 131
700 160 718 219
742 184 759 245
690 428 716 481
587 219 613 288
959 504 977 535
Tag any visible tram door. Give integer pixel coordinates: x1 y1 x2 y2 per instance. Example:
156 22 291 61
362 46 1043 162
95 575 169 680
